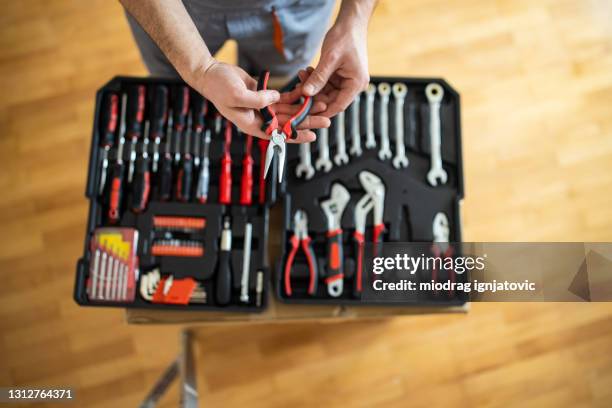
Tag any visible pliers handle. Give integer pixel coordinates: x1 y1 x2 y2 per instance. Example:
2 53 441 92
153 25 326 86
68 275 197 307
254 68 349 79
284 209 318 296
257 70 313 139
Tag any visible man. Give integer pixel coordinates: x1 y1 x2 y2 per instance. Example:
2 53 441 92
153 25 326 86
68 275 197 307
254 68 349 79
120 0 376 142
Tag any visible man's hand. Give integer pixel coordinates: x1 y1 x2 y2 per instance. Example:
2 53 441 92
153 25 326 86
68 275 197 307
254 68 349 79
301 0 376 118
194 60 329 142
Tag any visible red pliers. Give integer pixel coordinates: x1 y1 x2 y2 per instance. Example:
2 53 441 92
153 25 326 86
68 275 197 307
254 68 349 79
257 70 313 183
284 209 318 296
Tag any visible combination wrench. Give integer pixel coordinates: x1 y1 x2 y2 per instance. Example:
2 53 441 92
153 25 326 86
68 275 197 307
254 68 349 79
315 127 332 172
377 83 392 160
349 94 362 156
392 83 409 169
296 142 315 180
333 111 349 165
425 83 448 186
365 84 376 148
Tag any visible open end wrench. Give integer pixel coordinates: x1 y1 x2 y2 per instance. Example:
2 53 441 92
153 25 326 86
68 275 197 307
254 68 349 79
377 83 392 160
315 127 333 172
333 111 349 166
296 142 315 180
425 83 448 186
392 83 409 169
365 84 377 149
349 94 362 156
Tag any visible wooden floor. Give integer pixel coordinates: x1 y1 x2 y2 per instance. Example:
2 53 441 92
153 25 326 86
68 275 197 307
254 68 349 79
0 0 611 407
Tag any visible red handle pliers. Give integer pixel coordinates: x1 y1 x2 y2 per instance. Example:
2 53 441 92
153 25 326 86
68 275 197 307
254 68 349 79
284 209 318 296
257 70 313 183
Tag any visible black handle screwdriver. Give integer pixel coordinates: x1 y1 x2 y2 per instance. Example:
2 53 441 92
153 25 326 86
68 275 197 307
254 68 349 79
107 94 128 223
176 113 193 201
191 93 207 170
158 110 173 201
98 93 118 196
126 85 146 183
215 217 233 306
150 85 168 173
172 86 190 164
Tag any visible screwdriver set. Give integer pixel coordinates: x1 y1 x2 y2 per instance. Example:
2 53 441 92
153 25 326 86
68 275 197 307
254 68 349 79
75 77 273 311
277 77 466 305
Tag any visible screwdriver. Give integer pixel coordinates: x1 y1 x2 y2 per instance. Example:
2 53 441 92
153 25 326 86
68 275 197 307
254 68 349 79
98 93 118 196
108 94 128 223
158 110 173 201
126 85 146 183
176 113 193 202
172 86 190 165
196 129 211 203
219 120 233 204
214 111 223 136
240 134 254 205
215 216 232 306
191 93 207 170
258 138 268 204
131 120 151 213
150 85 169 173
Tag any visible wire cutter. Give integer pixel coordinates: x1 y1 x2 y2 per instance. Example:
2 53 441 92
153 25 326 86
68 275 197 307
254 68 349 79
257 70 313 183
284 209 318 296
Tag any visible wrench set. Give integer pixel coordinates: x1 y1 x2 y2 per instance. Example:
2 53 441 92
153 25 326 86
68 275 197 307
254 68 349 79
76 75 464 311
278 76 465 304
76 77 272 311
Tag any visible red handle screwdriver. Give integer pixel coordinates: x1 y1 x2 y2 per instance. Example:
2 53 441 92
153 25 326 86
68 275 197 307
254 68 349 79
131 120 151 213
240 134 254 205
219 120 233 204
108 93 128 223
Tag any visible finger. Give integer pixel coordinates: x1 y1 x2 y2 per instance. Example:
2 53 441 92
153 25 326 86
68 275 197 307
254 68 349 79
225 108 269 139
240 71 258 91
278 86 303 104
302 54 339 96
235 89 280 109
276 114 331 130
287 129 317 143
323 82 360 117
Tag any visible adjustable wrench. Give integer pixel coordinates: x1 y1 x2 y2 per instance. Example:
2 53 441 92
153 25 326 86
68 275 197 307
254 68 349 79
365 84 376 149
392 83 409 169
333 111 349 165
377 83 392 160
315 127 332 172
296 142 315 180
320 183 350 297
349 94 362 156
425 83 448 186
353 171 386 293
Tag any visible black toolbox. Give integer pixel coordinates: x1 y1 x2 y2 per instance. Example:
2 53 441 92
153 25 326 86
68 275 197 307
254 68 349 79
74 75 464 312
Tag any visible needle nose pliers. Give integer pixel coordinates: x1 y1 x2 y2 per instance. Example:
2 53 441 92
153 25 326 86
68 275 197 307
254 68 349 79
257 70 313 183
284 209 318 296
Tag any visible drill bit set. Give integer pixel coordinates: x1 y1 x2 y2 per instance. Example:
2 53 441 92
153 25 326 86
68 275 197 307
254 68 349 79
278 77 466 305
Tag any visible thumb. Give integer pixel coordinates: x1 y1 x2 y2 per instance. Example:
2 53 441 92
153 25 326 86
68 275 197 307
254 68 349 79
303 55 337 96
236 89 280 109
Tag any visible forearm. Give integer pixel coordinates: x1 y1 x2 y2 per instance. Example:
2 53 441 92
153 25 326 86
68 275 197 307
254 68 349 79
335 0 377 28
119 0 214 83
